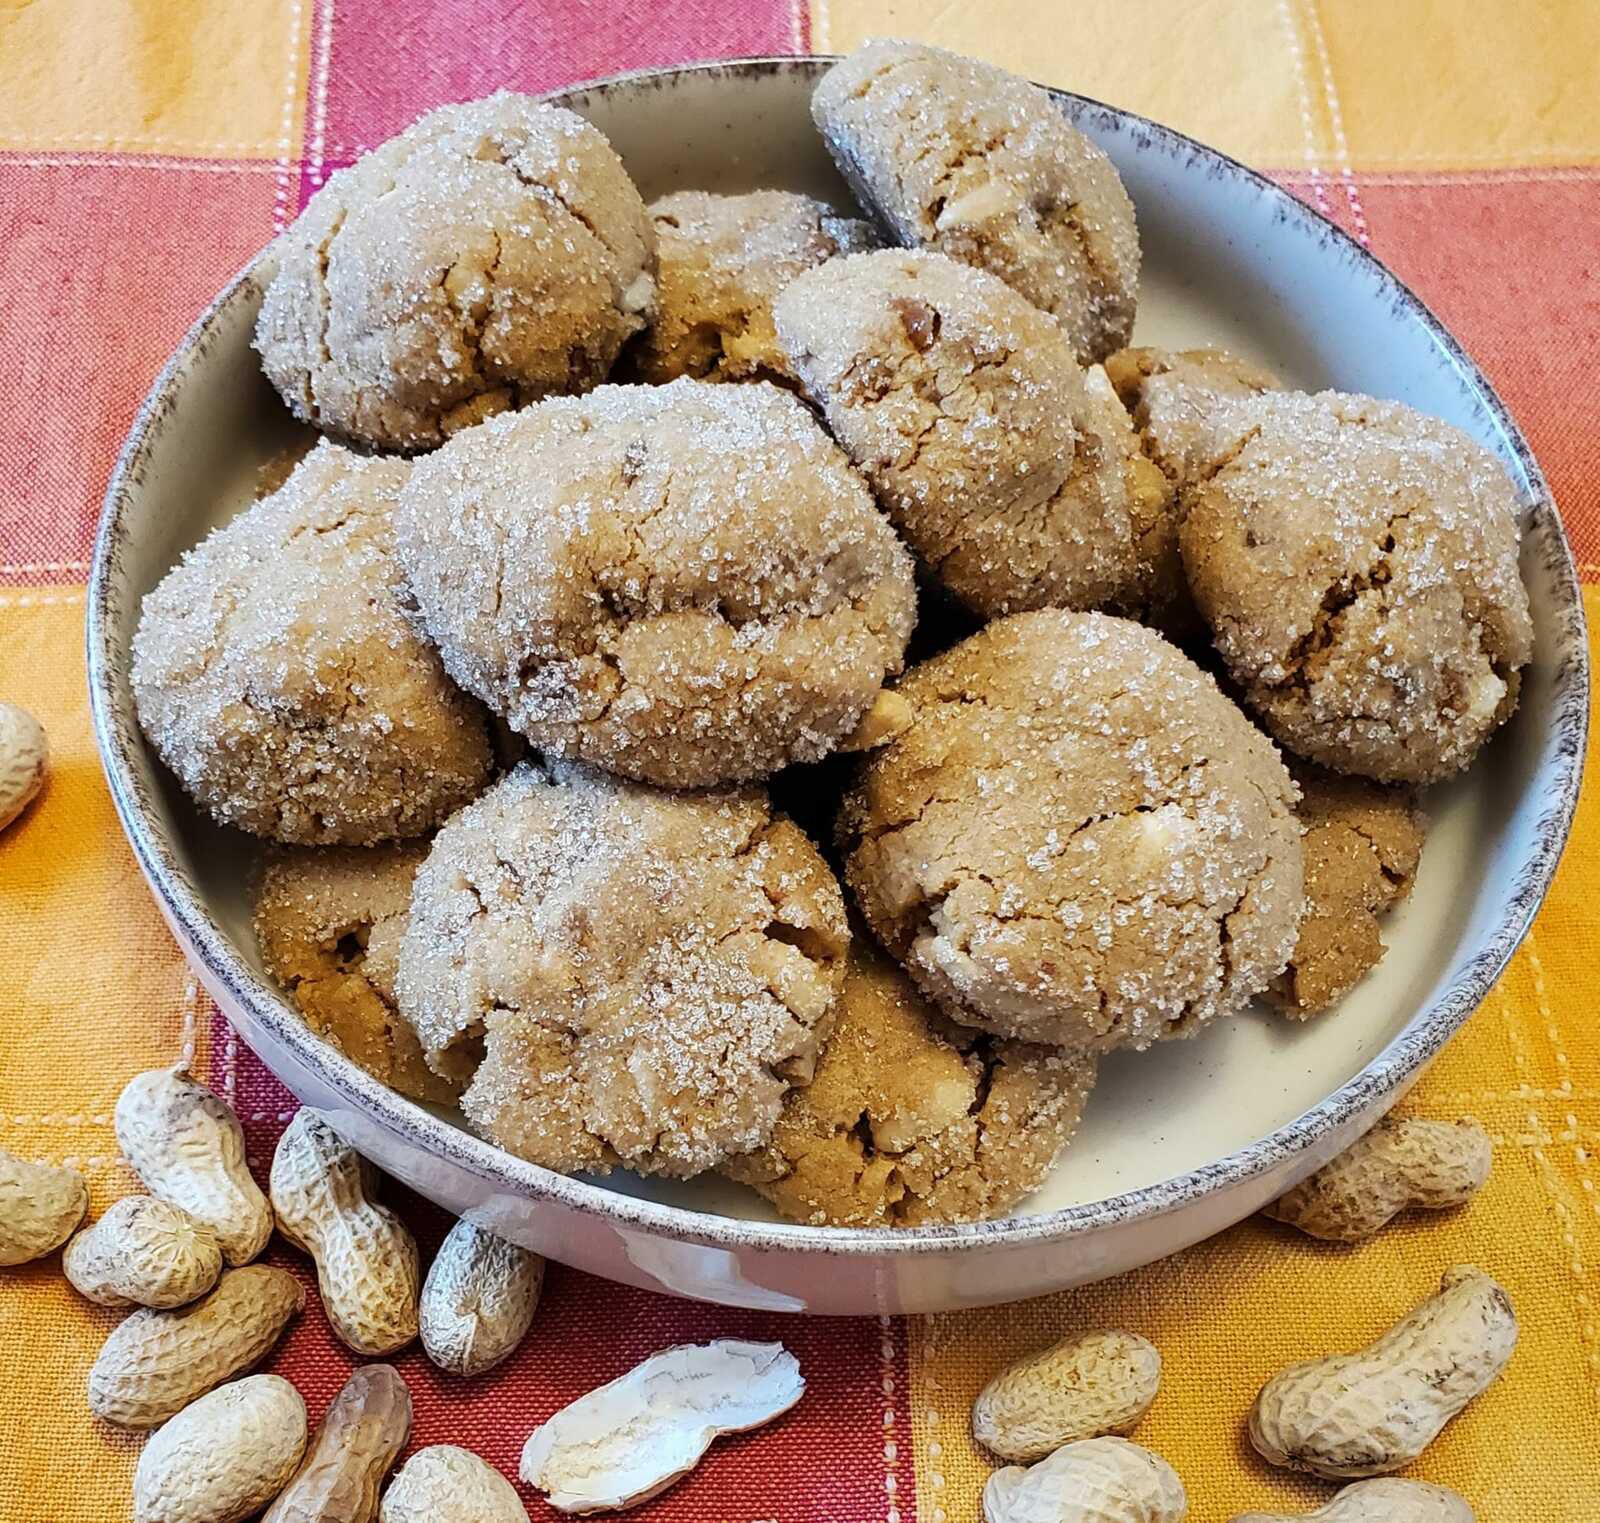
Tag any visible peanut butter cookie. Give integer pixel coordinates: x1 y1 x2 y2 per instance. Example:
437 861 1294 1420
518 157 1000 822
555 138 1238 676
1269 765 1426 1016
840 611 1304 1051
775 249 1170 619
1181 391 1533 783
628 189 876 384
132 443 492 844
255 844 458 1105
394 379 917 788
725 942 1096 1226
813 41 1139 363
396 762 849 1177
256 93 656 450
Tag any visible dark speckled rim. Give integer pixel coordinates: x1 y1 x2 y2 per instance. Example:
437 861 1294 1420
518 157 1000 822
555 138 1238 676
88 57 1589 1261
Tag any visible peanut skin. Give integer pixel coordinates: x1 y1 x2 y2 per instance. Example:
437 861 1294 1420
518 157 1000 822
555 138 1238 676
420 1218 544 1377
263 1363 412 1523
0 1145 87 1265
983 1436 1187 1523
115 1066 273 1265
1264 1119 1491 1241
270 1110 419 1356
134 1375 308 1523
1230 1477 1475 1522
1250 1265 1516 1478
973 1329 1161 1462
88 1263 305 1429
64 1196 224 1308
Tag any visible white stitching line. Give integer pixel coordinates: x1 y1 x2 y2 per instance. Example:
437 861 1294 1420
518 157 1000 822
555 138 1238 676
918 1313 948 1523
307 0 335 191
273 0 307 234
879 1312 900 1523
1 153 281 175
810 0 831 52
1275 0 1335 221
0 588 86 607
1300 0 1370 245
0 559 89 574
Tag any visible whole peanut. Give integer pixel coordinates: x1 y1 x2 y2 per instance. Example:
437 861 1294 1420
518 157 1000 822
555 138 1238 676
1250 1265 1516 1478
116 1066 273 1265
1264 1119 1492 1241
89 1263 305 1429
380 1445 528 1523
1230 1478 1475 1522
134 1374 307 1523
263 1364 412 1523
973 1329 1161 1462
270 1110 418 1356
65 1196 224 1308
0 700 48 832
983 1436 1187 1523
0 1145 87 1265
420 1218 544 1376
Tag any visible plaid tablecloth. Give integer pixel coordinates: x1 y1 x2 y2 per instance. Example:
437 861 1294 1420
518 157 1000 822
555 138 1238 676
2 2 1597 1519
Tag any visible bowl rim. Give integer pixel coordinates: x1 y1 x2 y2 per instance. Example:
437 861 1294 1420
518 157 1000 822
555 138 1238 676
87 54 1590 1260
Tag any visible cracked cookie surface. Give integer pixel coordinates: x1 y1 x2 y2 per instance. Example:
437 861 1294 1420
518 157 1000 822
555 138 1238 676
394 378 918 788
724 940 1096 1226
1180 390 1534 784
1269 764 1426 1017
840 610 1304 1051
812 41 1139 363
255 92 656 451
776 249 1168 621
131 442 493 844
254 843 458 1105
395 762 849 1177
627 189 877 384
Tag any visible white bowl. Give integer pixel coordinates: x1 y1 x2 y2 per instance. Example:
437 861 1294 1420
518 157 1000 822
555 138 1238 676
88 58 1588 1315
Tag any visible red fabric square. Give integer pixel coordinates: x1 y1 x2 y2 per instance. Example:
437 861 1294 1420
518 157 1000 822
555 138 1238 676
319 0 806 161
0 161 278 582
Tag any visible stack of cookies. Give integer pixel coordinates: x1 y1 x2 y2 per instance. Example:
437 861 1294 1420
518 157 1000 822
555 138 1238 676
133 42 1531 1229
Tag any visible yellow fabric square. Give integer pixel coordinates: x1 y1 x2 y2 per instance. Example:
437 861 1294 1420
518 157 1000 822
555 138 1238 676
0 595 200 1124
0 0 309 159
1318 0 1600 170
811 0 1311 169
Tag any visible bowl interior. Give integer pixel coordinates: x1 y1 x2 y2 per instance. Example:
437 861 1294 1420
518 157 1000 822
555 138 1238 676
92 60 1586 1236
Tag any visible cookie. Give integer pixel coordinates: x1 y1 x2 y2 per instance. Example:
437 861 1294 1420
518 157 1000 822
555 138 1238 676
1180 390 1534 783
256 92 655 450
725 941 1096 1227
1269 766 1426 1016
627 190 877 384
395 761 849 1177
254 844 458 1105
132 442 492 845
775 249 1170 620
1103 346 1284 636
812 41 1139 363
394 378 918 788
840 610 1304 1051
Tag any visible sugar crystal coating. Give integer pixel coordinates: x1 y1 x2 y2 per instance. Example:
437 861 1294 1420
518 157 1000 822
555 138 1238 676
813 41 1139 363
394 378 919 788
627 188 878 384
131 442 493 844
841 611 1305 1051
255 92 656 450
724 939 1096 1225
777 249 1170 621
396 761 850 1177
1180 390 1534 784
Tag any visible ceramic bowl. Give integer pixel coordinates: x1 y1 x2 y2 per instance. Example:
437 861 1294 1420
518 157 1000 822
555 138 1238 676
88 58 1587 1315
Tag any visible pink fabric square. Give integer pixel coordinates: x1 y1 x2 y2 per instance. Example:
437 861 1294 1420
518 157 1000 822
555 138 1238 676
0 161 278 582
318 0 806 159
